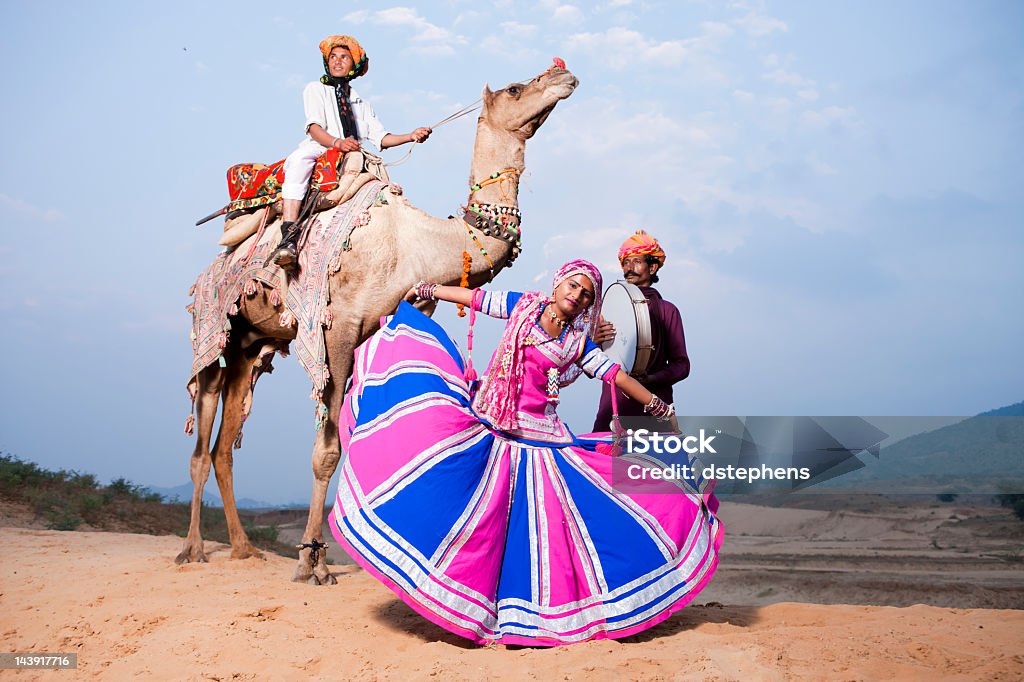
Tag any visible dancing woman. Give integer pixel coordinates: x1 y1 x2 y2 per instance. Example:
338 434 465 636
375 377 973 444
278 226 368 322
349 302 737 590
327 260 722 646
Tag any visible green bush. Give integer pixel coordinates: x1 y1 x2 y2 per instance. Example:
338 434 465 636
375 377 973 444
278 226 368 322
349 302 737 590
936 492 958 503
78 494 105 522
0 454 59 488
244 525 280 544
46 508 83 531
106 477 141 496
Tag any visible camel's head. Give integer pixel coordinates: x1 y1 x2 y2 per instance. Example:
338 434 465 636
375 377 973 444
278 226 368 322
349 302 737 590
481 62 578 140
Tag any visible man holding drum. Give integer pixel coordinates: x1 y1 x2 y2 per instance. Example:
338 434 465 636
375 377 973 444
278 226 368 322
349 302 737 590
592 230 691 432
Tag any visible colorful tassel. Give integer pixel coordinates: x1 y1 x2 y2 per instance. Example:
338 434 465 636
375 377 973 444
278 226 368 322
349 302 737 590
465 288 480 384
314 401 329 431
456 251 472 318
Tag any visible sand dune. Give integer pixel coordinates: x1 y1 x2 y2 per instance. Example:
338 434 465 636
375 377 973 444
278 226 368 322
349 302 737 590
2 521 1022 681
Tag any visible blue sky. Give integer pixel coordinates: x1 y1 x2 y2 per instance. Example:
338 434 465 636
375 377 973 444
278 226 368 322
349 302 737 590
1 1 1021 504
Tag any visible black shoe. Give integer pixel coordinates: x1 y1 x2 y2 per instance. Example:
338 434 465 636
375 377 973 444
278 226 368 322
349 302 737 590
269 221 299 271
270 243 298 270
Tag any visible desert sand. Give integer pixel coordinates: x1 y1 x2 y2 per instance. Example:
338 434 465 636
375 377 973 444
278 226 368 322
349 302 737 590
2 500 1023 681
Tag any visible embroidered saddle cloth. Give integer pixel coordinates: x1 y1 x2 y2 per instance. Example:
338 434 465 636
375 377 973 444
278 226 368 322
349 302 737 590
225 148 389 212
187 180 390 425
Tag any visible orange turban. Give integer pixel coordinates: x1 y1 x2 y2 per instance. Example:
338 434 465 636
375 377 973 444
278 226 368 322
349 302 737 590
319 35 369 79
618 230 666 265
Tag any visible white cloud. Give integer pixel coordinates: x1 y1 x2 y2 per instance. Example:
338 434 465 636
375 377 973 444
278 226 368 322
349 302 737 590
555 98 724 157
800 105 860 129
553 5 585 25
734 11 788 37
343 7 466 56
762 96 792 115
805 153 837 176
0 193 63 222
539 0 586 25
733 89 755 104
797 88 819 102
566 27 686 67
565 23 733 73
479 21 542 60
453 10 484 28
500 21 538 38
543 228 630 272
764 68 816 89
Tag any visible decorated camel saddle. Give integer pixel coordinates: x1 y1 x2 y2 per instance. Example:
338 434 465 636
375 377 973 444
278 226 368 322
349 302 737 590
213 148 391 247
187 169 400 431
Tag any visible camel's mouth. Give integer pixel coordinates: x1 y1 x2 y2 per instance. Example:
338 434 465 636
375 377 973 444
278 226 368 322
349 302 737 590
543 69 579 100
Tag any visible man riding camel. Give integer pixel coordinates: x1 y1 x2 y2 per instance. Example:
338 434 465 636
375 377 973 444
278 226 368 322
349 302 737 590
269 35 433 271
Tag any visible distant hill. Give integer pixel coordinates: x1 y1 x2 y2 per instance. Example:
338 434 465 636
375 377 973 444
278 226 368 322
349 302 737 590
827 401 1024 491
978 400 1024 417
144 482 305 510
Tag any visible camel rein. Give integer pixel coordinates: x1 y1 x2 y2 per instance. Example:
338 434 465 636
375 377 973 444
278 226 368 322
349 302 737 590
384 67 548 167
384 99 482 167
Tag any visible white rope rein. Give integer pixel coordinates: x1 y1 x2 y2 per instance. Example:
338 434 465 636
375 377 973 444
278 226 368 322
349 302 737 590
384 98 482 167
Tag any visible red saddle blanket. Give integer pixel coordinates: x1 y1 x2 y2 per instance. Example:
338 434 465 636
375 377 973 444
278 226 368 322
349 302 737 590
226 148 345 211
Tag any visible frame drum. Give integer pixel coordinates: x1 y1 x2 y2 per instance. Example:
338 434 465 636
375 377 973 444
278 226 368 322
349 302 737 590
599 281 653 375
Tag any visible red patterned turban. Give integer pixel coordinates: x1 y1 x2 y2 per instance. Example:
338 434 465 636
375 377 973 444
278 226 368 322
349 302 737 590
319 35 369 79
618 230 666 265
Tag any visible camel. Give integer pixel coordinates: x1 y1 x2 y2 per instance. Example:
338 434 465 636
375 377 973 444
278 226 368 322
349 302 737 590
177 65 579 584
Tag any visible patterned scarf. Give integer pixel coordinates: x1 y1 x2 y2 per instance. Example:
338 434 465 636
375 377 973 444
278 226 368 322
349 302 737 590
319 75 358 140
474 260 604 431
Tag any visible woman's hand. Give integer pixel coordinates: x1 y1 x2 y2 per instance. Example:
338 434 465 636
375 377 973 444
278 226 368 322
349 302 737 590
404 286 418 303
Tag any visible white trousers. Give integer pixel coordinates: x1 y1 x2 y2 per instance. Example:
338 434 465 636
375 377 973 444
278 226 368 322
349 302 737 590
281 140 328 201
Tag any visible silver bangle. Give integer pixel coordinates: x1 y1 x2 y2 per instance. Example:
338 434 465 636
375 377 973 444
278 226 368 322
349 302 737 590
415 281 438 301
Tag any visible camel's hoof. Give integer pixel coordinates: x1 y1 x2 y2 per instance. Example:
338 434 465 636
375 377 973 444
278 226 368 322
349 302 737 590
292 563 314 583
300 572 337 586
315 571 338 586
174 548 208 565
231 545 265 561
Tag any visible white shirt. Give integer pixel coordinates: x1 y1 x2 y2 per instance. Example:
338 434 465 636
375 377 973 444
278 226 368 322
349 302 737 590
301 81 388 152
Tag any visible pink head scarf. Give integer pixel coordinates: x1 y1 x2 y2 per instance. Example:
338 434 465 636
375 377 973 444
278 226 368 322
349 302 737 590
474 260 604 431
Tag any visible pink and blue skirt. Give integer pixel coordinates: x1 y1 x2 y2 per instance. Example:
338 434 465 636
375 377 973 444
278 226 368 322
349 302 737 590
328 303 723 646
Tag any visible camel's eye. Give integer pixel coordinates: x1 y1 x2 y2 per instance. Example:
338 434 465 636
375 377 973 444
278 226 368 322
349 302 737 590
506 85 521 97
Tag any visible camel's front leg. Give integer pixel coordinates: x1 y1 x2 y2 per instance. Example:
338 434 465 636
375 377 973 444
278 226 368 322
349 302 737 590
293 345 353 585
175 364 224 564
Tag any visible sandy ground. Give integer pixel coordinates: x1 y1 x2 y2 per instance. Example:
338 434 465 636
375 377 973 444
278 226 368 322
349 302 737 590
2 497 1024 675
2 500 1024 680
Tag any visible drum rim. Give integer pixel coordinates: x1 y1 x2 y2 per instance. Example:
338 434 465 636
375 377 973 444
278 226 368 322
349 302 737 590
603 280 653 375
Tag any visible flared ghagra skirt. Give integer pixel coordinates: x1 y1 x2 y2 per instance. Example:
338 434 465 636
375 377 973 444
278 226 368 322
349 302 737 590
328 303 723 646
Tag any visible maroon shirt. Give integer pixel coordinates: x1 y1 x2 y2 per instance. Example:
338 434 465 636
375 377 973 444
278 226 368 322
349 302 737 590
592 286 690 432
